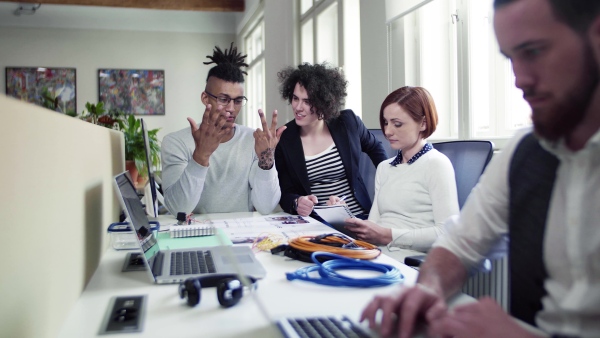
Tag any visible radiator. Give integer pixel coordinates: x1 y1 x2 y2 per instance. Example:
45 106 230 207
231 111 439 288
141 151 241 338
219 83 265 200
461 256 509 310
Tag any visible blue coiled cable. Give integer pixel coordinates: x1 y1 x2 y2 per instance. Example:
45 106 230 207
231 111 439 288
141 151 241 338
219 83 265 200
286 251 404 287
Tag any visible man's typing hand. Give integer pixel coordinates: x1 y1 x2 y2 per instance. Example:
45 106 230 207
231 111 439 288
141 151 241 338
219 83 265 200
427 297 543 338
188 104 231 167
361 284 446 338
254 109 286 170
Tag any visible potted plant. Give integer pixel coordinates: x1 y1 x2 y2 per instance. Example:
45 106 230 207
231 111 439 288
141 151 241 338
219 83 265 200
78 102 161 183
79 102 124 129
118 114 161 184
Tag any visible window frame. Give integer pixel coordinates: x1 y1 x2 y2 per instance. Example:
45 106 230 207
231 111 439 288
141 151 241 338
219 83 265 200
386 0 531 149
298 0 362 118
241 10 266 130
299 0 343 67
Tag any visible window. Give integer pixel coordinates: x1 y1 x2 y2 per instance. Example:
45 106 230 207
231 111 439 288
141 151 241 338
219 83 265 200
467 0 531 138
243 17 265 129
389 0 458 139
300 0 339 67
299 0 362 117
301 18 314 64
387 0 531 143
316 3 339 65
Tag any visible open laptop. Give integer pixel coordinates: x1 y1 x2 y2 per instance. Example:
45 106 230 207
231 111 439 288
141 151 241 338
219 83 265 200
113 171 267 284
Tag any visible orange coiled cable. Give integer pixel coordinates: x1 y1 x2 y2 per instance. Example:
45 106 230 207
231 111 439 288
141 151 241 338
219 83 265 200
288 234 381 260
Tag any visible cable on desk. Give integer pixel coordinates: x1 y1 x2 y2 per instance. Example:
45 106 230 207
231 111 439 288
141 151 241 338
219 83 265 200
186 213 214 225
252 233 286 252
287 233 381 260
286 252 404 287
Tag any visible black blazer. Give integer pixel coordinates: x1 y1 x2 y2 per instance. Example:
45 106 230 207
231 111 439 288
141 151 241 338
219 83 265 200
275 109 388 214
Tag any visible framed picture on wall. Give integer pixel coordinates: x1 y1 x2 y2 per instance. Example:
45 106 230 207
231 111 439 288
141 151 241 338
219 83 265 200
98 69 165 115
5 67 77 116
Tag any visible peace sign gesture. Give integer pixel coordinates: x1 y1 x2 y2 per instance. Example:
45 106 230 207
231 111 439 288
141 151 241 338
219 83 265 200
253 109 287 170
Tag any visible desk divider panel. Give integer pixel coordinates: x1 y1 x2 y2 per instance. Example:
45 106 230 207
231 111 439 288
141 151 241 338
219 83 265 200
0 95 125 338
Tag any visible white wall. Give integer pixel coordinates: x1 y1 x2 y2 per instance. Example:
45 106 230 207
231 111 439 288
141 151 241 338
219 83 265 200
0 26 235 140
0 0 391 135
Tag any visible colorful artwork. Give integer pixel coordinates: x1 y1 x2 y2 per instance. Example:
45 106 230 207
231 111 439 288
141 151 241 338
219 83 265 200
5 67 77 115
98 69 165 115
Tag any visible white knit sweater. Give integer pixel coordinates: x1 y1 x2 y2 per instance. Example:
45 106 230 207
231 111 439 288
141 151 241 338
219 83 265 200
368 149 459 252
161 125 280 215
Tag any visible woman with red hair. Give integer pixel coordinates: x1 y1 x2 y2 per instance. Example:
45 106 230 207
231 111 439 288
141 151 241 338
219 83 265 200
345 86 459 253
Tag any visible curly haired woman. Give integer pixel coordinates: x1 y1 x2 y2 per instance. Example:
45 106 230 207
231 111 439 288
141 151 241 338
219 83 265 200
275 62 387 219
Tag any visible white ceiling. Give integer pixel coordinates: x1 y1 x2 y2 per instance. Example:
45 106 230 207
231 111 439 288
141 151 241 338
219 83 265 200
0 1 242 34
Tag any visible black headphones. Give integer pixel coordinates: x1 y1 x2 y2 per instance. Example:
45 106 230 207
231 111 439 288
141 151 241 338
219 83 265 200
178 274 258 308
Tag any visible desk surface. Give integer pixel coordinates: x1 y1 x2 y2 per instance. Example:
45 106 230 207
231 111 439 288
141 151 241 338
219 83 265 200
58 212 470 338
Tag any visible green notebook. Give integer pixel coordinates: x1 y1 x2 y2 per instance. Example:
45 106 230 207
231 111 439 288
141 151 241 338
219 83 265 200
156 228 232 250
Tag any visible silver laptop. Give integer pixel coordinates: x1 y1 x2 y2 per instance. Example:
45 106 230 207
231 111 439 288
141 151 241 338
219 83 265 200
113 171 267 284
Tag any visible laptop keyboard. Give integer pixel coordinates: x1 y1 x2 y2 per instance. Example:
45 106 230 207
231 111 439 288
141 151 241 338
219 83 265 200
170 250 216 275
278 316 373 338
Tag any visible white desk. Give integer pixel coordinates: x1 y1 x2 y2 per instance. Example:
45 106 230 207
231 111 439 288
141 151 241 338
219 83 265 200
58 212 469 338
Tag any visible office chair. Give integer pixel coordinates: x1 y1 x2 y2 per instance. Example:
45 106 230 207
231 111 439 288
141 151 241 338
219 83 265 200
432 140 494 209
404 140 495 268
358 129 397 202
432 141 504 308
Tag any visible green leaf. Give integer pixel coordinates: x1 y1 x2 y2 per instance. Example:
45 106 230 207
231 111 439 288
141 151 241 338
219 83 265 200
118 114 161 177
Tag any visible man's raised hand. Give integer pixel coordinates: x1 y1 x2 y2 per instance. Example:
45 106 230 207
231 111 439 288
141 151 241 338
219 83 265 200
188 104 231 167
254 109 286 170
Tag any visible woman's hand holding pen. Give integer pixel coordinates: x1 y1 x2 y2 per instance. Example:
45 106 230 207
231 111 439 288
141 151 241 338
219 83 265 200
326 195 347 206
296 195 318 217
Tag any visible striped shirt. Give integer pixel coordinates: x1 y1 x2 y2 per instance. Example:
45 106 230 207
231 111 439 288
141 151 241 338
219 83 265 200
305 144 365 215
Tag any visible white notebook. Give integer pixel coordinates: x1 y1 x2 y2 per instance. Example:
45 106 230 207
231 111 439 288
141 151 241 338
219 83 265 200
313 204 357 238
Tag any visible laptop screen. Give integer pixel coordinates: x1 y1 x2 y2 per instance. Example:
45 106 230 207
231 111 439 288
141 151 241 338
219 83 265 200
114 172 160 261
140 118 158 218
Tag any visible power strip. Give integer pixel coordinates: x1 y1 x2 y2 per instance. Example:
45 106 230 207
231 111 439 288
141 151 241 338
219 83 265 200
99 295 147 335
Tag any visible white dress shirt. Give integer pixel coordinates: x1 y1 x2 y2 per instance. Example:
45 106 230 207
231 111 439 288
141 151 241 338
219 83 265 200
434 127 600 337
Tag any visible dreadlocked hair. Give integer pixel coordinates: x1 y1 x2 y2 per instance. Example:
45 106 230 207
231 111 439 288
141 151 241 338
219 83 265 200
204 42 248 83
278 62 347 122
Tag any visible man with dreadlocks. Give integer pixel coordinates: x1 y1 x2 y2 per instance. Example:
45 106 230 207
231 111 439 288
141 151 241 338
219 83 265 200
161 43 286 215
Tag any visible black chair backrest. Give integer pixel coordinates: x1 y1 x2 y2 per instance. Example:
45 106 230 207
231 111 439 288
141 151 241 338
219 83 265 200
433 140 494 209
358 129 397 202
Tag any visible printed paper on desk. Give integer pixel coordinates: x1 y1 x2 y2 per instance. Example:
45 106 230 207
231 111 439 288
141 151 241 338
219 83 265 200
193 214 330 242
